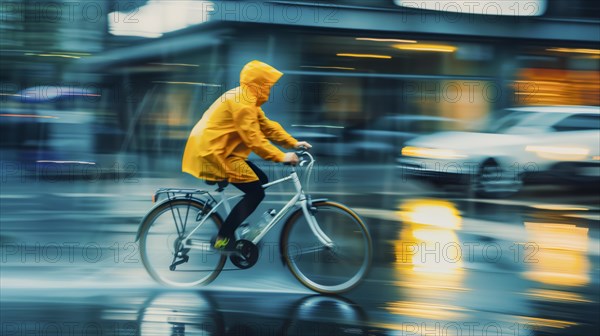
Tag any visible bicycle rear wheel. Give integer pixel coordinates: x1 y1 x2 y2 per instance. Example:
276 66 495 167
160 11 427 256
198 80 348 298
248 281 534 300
281 201 372 294
139 199 226 287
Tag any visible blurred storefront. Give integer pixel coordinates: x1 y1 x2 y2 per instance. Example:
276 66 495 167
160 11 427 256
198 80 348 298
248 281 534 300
1 0 599 159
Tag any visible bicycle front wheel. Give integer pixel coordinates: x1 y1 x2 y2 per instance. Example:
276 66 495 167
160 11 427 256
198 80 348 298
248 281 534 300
281 201 372 294
139 199 226 287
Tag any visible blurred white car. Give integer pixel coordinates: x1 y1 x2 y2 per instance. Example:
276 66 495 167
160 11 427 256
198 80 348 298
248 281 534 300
397 106 600 197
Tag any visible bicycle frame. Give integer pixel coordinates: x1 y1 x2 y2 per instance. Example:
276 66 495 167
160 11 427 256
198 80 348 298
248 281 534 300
182 153 334 250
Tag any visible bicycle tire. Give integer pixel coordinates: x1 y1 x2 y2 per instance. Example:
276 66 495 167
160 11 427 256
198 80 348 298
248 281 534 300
139 199 227 287
281 201 372 294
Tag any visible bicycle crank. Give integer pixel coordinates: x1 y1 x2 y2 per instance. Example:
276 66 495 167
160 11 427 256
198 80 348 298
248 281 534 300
230 239 259 269
169 236 190 271
169 254 189 271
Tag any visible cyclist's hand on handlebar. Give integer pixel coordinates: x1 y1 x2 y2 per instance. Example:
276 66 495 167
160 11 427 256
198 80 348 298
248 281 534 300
283 152 300 165
294 141 312 150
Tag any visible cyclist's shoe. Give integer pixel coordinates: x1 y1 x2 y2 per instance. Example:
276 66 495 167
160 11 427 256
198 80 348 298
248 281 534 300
211 236 237 253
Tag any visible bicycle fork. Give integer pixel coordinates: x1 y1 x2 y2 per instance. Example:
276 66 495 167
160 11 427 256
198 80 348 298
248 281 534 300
302 201 334 248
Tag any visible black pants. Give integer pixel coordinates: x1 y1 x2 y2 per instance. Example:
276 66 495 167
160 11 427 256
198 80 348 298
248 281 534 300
218 161 267 238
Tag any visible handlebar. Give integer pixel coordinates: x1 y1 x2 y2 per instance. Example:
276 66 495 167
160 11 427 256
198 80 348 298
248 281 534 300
282 146 313 166
266 147 316 192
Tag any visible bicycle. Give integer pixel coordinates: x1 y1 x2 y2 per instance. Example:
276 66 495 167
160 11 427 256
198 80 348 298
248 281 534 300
135 149 372 294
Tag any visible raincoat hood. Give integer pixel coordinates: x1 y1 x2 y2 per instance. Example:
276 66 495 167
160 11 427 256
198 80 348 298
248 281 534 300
240 60 283 106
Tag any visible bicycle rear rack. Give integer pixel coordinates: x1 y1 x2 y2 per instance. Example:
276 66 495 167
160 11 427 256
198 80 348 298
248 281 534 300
152 188 212 203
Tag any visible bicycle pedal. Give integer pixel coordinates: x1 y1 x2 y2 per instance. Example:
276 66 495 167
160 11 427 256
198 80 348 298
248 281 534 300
169 256 189 271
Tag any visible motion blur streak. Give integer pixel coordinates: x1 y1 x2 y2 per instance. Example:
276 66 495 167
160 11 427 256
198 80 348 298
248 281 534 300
0 114 59 119
336 53 393 59
393 43 457 53
526 289 592 303
355 37 417 43
546 48 600 55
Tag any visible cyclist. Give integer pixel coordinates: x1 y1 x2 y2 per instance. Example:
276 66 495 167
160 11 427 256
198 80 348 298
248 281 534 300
182 60 312 252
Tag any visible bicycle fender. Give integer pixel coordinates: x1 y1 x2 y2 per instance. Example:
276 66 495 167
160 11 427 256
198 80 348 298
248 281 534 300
308 197 328 207
135 197 210 242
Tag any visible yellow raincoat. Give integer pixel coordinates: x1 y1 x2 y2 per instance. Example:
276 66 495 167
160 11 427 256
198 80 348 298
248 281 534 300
182 60 298 183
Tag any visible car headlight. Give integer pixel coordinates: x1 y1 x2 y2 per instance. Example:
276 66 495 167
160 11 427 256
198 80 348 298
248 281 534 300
401 146 466 159
525 145 590 161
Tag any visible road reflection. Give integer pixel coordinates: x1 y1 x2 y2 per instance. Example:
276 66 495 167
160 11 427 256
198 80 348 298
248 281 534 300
518 210 597 335
523 221 589 287
135 292 224 335
132 292 370 336
380 198 598 335
390 199 468 327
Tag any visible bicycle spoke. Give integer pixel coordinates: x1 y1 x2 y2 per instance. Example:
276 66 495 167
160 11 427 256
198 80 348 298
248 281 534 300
288 244 329 257
168 203 183 237
140 201 226 287
283 201 372 294
290 244 365 266
174 202 193 234
174 206 185 235
327 250 367 266
182 201 192 233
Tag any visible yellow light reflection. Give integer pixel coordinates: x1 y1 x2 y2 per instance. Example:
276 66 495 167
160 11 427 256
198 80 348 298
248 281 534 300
524 222 589 286
518 316 578 329
402 146 466 160
398 199 462 229
514 92 561 97
336 53 392 59
412 228 457 242
399 226 464 275
525 145 590 161
527 288 591 303
547 48 600 55
389 199 467 322
515 68 600 106
386 301 468 321
531 204 588 211
393 43 457 53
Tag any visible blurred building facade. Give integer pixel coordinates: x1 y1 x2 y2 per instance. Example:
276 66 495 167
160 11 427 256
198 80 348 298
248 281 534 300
1 0 112 161
1 0 599 160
